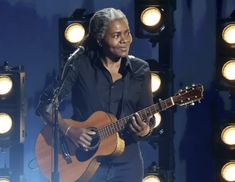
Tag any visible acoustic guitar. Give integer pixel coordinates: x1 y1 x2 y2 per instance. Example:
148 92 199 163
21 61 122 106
35 84 203 182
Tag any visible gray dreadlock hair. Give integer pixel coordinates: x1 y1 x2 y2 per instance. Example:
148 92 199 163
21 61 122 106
89 8 128 40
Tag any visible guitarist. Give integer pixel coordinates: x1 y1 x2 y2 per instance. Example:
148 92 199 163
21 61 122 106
36 8 155 182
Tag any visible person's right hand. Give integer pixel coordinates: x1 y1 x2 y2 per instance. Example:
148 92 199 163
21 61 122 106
66 126 96 150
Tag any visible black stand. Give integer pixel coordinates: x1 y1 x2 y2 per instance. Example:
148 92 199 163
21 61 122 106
51 100 60 182
50 46 84 182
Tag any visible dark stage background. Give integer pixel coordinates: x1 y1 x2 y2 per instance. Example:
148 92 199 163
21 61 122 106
0 0 235 182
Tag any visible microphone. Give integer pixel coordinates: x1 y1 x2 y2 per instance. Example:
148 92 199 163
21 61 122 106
67 46 85 61
60 46 85 79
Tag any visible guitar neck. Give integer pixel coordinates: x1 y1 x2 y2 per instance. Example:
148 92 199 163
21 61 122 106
100 97 175 137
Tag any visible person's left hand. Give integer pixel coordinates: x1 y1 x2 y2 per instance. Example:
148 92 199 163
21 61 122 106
129 113 150 137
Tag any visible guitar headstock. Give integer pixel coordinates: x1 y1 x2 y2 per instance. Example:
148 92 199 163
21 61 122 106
173 84 204 106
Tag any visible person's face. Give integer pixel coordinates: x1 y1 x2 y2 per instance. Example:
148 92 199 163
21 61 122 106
100 18 132 61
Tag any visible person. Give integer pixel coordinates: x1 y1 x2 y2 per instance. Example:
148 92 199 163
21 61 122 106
36 7 155 182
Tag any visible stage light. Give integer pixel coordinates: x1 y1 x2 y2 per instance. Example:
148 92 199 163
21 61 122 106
151 73 161 93
220 10 235 48
59 9 93 68
140 7 162 27
221 124 235 146
143 175 161 182
221 161 235 181
213 113 235 152
64 22 85 44
0 108 25 148
0 178 10 182
135 0 166 39
151 70 168 100
222 60 235 81
146 59 174 100
0 69 25 105
0 113 12 135
0 76 12 95
153 113 161 129
134 0 175 46
222 24 235 44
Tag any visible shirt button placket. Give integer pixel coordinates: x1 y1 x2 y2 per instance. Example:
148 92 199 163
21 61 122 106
109 84 114 112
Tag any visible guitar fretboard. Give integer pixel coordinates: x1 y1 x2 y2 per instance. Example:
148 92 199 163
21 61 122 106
98 97 175 138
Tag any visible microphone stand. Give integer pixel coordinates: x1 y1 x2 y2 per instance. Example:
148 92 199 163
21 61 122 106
50 46 84 182
51 95 60 182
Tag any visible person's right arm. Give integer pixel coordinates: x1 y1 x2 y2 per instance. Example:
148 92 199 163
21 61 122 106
36 100 95 149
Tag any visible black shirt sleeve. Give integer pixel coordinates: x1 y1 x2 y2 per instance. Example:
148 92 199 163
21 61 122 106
35 55 83 121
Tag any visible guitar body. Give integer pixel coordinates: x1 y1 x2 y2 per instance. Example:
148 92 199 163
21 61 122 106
35 111 125 182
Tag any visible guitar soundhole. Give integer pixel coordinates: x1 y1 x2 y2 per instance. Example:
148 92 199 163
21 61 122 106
75 127 100 162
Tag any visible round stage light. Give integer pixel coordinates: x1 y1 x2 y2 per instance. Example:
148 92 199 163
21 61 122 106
141 7 161 27
151 73 161 93
64 23 85 44
221 162 235 181
222 24 235 44
153 113 161 128
222 60 235 80
0 178 10 182
143 175 161 182
0 113 13 134
221 125 235 145
0 76 13 95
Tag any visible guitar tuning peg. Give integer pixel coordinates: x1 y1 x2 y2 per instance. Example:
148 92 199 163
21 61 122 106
192 83 195 86
198 100 201 103
185 86 189 89
191 102 195 106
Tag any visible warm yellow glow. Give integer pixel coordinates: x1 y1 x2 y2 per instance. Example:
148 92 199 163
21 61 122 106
143 175 161 182
0 76 13 95
151 73 161 93
222 60 235 80
0 178 10 182
141 7 161 27
222 24 235 44
64 23 85 44
221 125 235 145
0 113 13 134
221 162 235 181
153 113 161 128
